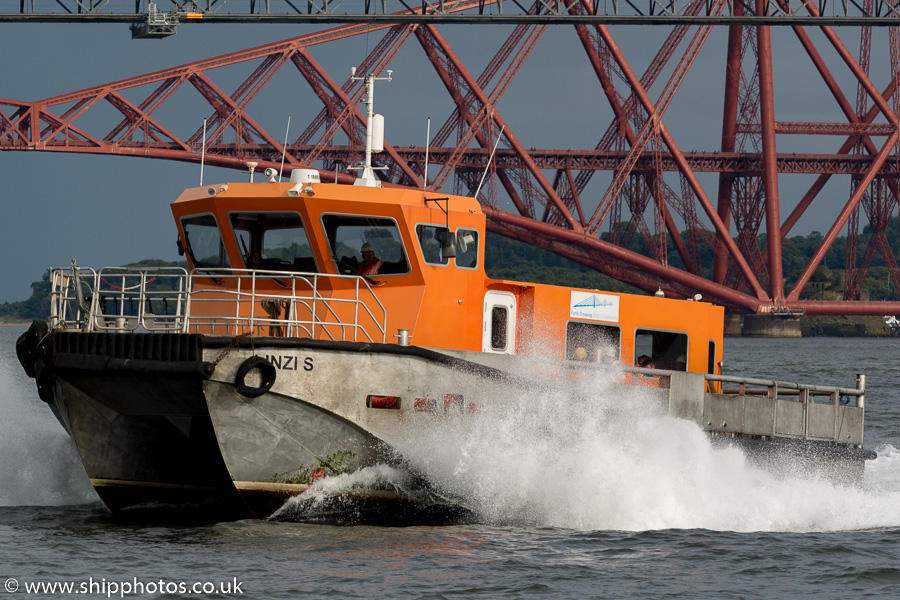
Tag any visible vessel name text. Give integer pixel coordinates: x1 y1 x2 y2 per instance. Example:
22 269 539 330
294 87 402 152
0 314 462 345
264 355 314 371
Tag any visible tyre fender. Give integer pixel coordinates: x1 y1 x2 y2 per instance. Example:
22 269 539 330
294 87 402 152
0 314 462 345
234 356 277 398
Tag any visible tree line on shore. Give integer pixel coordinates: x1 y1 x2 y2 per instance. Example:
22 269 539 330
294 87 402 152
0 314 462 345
2 223 898 322
486 220 900 302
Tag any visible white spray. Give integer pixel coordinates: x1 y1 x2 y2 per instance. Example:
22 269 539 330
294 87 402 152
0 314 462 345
0 346 96 507
307 359 900 532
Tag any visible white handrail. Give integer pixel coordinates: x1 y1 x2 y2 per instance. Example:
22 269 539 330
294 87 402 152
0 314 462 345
48 265 388 343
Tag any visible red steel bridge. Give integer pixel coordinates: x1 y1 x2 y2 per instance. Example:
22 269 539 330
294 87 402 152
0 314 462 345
4 0 900 314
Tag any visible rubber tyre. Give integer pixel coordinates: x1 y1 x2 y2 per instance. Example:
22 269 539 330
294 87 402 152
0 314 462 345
234 356 277 398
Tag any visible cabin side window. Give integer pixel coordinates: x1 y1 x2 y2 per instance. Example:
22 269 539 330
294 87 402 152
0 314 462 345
634 329 688 371
566 322 620 362
455 228 479 270
181 214 229 268
416 224 450 266
323 215 410 276
229 212 317 273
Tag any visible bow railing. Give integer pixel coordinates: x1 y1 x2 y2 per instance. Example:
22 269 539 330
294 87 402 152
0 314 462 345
49 264 387 343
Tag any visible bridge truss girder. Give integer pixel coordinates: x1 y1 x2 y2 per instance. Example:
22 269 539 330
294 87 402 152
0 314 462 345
7 0 900 26
4 0 900 314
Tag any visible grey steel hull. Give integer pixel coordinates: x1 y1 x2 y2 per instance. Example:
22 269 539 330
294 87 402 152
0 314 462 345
18 327 874 521
50 368 249 520
16 328 249 520
202 339 522 518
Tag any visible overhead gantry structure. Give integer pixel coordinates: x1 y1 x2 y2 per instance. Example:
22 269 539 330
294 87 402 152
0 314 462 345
4 0 900 315
5 0 900 34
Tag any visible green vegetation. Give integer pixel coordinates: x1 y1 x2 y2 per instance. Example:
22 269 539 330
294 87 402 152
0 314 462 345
3 220 900 323
0 271 51 323
484 234 639 293
768 224 900 301
0 259 187 323
271 451 357 485
532 219 900 302
485 222 900 301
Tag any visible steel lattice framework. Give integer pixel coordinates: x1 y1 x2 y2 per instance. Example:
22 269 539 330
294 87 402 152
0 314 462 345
4 0 900 314
7 0 900 27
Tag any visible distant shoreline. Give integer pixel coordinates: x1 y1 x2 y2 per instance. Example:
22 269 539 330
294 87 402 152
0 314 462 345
2 317 895 336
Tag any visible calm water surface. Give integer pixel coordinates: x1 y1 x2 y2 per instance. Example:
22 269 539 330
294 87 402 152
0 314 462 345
2 327 900 599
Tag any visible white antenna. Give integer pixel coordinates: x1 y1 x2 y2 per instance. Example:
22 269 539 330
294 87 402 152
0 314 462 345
349 68 392 187
474 124 504 200
200 118 207 186
279 116 291 183
424 117 431 192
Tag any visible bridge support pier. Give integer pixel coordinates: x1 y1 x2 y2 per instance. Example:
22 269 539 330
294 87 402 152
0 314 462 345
724 315 743 336
741 314 802 337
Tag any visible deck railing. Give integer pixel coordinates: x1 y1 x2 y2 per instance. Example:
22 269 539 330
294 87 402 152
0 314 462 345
625 366 865 407
624 365 866 445
49 263 388 343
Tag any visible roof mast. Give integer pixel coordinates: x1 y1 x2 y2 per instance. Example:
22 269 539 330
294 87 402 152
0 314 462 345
350 67 392 187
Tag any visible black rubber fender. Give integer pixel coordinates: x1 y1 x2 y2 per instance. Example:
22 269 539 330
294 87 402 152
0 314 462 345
16 320 56 403
16 320 49 378
234 356 277 398
35 378 56 404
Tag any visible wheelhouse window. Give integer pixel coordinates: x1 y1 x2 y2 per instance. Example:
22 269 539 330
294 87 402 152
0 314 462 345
323 215 410 276
415 224 479 269
634 329 688 371
455 228 479 269
416 224 449 266
229 212 317 273
566 322 620 362
181 214 229 269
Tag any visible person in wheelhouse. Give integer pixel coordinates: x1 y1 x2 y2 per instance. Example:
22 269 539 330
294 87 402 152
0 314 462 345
356 243 384 276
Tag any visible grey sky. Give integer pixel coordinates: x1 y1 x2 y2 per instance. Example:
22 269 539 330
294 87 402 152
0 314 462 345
0 21 887 303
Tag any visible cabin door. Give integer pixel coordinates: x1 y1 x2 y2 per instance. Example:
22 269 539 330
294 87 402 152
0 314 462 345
483 291 516 354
